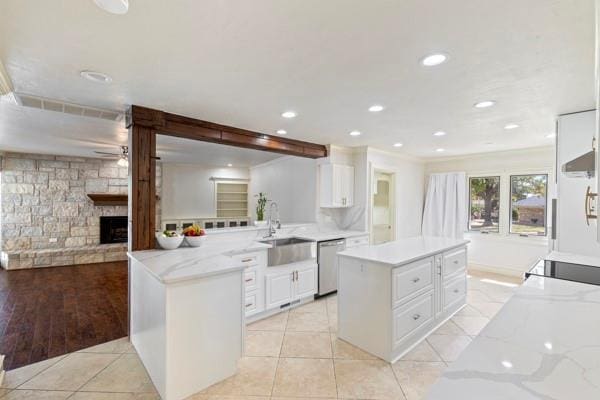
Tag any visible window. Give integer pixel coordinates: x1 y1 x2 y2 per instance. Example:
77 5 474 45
510 174 548 236
469 176 500 233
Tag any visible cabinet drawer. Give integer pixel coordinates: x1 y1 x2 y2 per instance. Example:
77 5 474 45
443 248 466 277
443 275 467 311
244 267 258 292
346 235 369 248
393 292 434 346
245 291 258 316
232 251 265 268
392 257 434 307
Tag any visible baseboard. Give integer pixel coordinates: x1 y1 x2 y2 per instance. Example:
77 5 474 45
468 263 525 278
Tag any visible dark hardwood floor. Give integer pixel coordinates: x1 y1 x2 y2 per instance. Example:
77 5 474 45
0 261 128 370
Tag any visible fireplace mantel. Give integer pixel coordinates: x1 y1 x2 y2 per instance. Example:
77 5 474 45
87 194 128 206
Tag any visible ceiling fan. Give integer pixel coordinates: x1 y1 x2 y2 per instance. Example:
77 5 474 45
94 145 129 167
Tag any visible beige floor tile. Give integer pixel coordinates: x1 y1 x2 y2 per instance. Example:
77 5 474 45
70 393 160 400
80 354 155 393
188 396 268 400
78 338 134 355
432 320 466 336
203 357 277 396
290 300 327 315
285 312 329 332
272 358 336 398
451 316 490 336
326 297 337 315
426 335 472 362
392 361 446 400
280 332 332 358
466 290 492 303
327 310 338 333
469 301 504 318
331 334 378 360
1 390 73 400
20 353 120 391
400 340 441 362
247 312 288 332
453 304 483 317
334 359 405 400
244 331 284 357
2 356 67 389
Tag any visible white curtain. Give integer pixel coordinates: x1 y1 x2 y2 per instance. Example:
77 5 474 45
422 172 467 238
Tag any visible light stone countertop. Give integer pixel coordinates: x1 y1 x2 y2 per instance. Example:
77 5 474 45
427 275 600 400
337 236 469 266
128 224 368 284
545 250 600 268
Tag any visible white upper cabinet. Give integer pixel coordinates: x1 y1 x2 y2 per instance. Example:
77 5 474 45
320 164 354 208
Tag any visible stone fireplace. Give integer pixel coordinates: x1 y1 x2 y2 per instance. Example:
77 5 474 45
100 216 128 244
0 152 161 270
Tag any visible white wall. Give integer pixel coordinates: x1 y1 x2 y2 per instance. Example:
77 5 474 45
425 146 555 276
249 156 317 223
162 164 249 220
367 149 425 240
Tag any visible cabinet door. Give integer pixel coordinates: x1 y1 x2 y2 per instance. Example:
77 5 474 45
265 271 294 309
294 265 317 299
341 165 354 207
332 165 344 207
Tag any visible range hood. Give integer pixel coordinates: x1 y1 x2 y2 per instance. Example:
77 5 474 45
562 138 596 178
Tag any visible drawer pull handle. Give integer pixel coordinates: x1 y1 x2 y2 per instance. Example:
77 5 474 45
412 277 420 283
245 278 253 283
412 314 421 321
245 303 253 307
453 289 460 294
453 260 459 264
241 258 253 263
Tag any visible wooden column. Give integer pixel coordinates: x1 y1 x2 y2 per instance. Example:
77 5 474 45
130 125 156 251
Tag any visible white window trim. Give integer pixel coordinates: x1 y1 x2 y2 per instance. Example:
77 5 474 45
466 168 553 242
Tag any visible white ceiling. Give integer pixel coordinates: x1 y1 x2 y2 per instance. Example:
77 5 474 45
156 134 282 167
0 0 595 159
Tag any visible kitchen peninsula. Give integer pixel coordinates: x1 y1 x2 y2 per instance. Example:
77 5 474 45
337 236 469 362
128 223 368 400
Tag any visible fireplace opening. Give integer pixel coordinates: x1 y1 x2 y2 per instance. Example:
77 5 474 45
100 216 128 244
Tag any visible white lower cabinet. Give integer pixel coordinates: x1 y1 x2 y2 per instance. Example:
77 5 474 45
338 243 468 362
234 250 267 317
265 262 317 310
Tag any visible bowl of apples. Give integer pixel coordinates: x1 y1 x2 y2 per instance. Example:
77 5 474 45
182 224 207 247
156 230 184 250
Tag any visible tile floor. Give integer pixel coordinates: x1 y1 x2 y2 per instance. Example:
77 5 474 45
0 270 522 400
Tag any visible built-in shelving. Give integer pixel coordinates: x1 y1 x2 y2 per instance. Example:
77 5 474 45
215 181 249 218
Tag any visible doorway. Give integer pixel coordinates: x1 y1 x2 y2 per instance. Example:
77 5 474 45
371 170 395 244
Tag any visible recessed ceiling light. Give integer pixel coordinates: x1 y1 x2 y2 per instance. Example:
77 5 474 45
349 131 361 136
504 123 519 130
474 100 496 109
281 111 297 118
80 70 112 84
546 133 556 138
436 148 445 152
227 163 233 167
93 0 129 14
368 105 384 112
393 143 403 147
544 341 553 350
501 360 513 369
276 129 287 135
433 131 446 137
420 53 448 67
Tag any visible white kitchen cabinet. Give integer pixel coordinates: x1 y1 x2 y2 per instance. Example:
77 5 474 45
338 238 468 362
265 262 317 310
320 164 354 208
232 250 267 317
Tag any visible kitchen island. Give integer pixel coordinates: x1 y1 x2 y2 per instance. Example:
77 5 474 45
426 275 600 399
337 236 469 362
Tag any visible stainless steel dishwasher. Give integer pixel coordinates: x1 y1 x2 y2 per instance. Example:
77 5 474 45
317 238 346 296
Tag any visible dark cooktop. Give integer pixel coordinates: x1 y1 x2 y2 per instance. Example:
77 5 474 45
525 259 600 286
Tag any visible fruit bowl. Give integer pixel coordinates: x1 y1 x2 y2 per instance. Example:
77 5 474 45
184 235 207 247
156 232 183 250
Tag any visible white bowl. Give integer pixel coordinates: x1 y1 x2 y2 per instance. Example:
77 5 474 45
155 233 184 250
184 235 207 247
254 220 268 227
